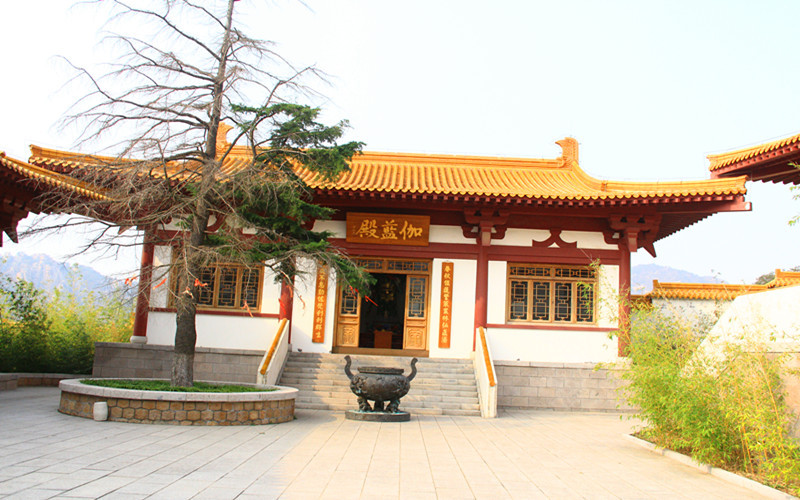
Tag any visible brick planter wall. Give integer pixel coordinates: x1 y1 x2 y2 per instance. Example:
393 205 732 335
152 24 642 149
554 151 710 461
58 379 297 425
495 361 634 412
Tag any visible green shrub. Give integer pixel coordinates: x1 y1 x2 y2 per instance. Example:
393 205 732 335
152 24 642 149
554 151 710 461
0 278 50 372
0 273 133 374
624 308 800 495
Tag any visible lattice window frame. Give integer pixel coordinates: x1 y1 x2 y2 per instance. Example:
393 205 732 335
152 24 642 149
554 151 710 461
171 262 264 312
506 264 597 325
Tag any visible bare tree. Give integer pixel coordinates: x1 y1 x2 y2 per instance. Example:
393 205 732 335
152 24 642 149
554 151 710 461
39 0 371 386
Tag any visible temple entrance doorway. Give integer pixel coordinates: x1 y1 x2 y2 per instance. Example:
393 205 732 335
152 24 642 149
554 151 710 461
333 258 430 356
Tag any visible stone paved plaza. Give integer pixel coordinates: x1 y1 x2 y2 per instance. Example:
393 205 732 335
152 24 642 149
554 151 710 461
0 387 768 499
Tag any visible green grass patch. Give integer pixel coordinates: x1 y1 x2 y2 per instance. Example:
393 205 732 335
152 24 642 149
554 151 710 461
81 379 275 393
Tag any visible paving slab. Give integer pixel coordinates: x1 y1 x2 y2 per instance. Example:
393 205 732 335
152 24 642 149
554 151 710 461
0 387 772 499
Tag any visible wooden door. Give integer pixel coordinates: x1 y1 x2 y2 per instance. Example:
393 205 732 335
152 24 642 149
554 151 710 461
403 275 429 349
335 285 360 347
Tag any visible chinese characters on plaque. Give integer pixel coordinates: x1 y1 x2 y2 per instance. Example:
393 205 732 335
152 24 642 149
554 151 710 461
439 262 454 348
311 265 328 343
346 213 430 246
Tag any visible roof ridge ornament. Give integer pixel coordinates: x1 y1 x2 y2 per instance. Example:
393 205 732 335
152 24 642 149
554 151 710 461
215 122 234 152
556 137 579 167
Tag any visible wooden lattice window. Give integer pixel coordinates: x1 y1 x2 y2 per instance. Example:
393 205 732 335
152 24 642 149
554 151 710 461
173 263 263 311
506 264 596 324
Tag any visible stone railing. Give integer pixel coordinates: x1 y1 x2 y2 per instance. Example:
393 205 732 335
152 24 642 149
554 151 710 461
473 327 498 418
257 318 290 386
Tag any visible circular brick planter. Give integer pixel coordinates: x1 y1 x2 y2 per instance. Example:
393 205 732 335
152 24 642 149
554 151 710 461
58 379 298 425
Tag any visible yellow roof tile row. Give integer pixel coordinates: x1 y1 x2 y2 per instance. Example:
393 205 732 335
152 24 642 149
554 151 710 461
649 281 765 301
765 270 800 289
707 132 800 171
0 151 107 201
296 152 746 200
648 269 800 301
29 137 747 202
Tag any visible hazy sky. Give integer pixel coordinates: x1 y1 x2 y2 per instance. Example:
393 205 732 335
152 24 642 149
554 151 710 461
1 1 799 283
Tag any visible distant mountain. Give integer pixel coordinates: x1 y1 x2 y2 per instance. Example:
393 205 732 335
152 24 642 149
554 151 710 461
631 264 723 294
0 253 113 294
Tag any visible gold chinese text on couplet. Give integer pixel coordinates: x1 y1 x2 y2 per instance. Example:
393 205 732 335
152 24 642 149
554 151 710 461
439 262 453 349
312 265 328 343
346 213 430 246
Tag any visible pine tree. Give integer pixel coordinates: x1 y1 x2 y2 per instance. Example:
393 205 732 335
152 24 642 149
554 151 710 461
42 0 371 386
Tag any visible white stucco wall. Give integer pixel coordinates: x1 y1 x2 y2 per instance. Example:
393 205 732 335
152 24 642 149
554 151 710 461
561 230 618 250
487 260 508 325
651 297 728 327
489 328 618 363
150 245 172 308
429 225 475 244
695 286 800 368
312 220 346 238
502 228 550 247
289 258 337 354
485 259 621 363
147 311 280 350
428 259 477 359
597 265 620 328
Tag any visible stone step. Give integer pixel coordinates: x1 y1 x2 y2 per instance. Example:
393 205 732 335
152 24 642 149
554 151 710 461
295 402 480 417
289 353 470 364
283 365 475 380
297 402 459 416
281 351 481 417
283 383 479 397
284 361 474 373
297 393 479 409
280 376 477 388
295 391 478 404
295 398 480 413
282 370 475 384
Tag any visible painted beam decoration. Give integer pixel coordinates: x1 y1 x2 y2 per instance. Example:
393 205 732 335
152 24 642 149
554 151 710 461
346 212 430 246
439 262 454 348
312 265 329 343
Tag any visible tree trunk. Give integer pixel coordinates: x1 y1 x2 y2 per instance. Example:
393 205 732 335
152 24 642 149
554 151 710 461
172 287 198 386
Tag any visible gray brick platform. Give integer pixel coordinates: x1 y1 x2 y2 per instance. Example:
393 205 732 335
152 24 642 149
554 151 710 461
0 373 82 391
93 342 263 384
495 360 634 412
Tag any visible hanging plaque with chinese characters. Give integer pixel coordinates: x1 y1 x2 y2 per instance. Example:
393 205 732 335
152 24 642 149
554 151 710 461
439 262 454 348
346 213 430 246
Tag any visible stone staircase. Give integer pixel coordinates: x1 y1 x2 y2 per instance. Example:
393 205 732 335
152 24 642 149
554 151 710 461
279 352 481 416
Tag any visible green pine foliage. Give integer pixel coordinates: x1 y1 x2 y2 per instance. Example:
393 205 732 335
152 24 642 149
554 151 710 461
624 308 800 495
0 273 132 374
203 103 374 291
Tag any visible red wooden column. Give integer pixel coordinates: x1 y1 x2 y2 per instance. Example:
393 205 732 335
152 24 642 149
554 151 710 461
131 228 155 344
618 246 632 356
279 278 294 342
473 228 491 350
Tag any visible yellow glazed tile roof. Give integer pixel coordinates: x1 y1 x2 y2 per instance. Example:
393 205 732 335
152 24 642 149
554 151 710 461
28 137 747 203
707 132 800 171
649 280 766 301
765 270 800 289
0 151 107 201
